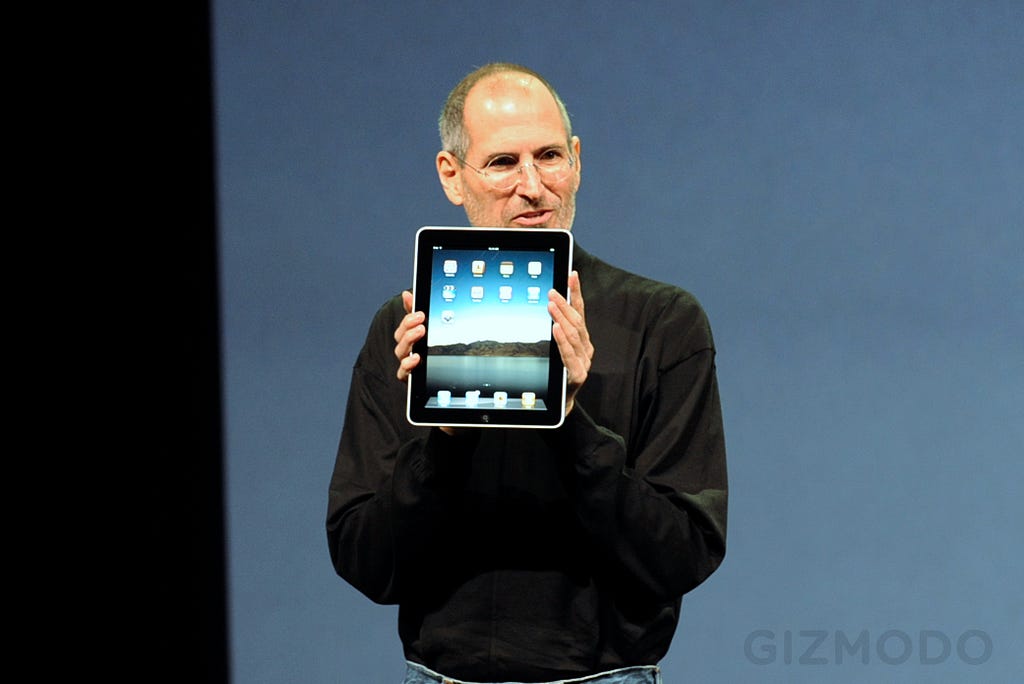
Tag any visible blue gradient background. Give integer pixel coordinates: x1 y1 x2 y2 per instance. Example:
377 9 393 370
213 2 1022 682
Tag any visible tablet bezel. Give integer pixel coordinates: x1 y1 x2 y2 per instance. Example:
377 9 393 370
406 226 573 429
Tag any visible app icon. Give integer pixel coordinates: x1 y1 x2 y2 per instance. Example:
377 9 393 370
443 259 458 276
527 286 541 303
465 390 480 407
472 260 486 276
499 261 514 276
527 261 542 277
441 284 456 302
437 390 451 407
521 392 536 408
441 310 455 324
499 286 512 302
470 286 484 301
493 391 508 408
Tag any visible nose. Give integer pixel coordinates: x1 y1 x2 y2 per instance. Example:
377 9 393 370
514 163 543 198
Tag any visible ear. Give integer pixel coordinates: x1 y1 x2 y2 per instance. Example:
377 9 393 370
570 136 582 189
436 151 465 206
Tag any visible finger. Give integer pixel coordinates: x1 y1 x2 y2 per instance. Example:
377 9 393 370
396 352 421 382
548 290 590 349
402 290 413 315
547 288 576 322
550 291 593 381
551 321 574 370
393 303 426 382
551 315 589 364
394 319 425 358
552 322 588 389
567 273 589 347
552 272 591 402
568 271 585 317
393 309 425 345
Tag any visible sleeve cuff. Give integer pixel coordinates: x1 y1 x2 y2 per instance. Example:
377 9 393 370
544 404 627 473
415 427 479 487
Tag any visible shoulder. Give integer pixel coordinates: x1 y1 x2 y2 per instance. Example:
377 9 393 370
576 247 714 351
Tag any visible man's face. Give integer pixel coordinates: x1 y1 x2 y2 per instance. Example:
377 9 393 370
437 73 581 229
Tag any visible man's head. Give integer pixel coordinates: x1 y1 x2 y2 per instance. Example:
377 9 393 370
436 64 581 230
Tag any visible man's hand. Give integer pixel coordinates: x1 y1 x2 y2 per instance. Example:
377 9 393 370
394 290 424 382
394 291 459 436
548 271 594 415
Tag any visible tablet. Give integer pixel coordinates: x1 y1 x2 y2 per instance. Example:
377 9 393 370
407 226 573 429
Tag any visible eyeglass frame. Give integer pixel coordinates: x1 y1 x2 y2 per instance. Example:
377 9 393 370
451 148 577 191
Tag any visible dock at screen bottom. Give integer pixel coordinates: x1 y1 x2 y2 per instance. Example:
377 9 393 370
425 390 547 410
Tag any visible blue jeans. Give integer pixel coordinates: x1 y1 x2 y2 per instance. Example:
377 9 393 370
402 661 662 684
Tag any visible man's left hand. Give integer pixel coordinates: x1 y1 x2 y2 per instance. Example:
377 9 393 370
549 270 593 415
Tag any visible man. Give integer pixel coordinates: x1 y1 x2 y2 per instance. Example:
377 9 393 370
327 63 727 684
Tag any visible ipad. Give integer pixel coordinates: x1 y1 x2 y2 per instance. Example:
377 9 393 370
407 226 573 429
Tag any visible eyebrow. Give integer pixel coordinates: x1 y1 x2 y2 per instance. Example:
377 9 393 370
481 142 570 163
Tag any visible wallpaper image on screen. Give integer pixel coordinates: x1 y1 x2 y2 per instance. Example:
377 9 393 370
424 248 555 410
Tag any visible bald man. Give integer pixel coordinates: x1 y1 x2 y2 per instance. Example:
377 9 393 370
328 63 727 684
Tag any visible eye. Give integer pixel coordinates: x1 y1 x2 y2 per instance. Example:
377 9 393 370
537 148 567 166
485 155 517 169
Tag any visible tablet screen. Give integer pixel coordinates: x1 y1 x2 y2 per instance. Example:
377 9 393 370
407 226 573 428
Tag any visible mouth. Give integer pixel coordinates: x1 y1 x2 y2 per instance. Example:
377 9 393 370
511 209 554 227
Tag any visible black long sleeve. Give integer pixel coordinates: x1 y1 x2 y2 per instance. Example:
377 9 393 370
327 245 727 682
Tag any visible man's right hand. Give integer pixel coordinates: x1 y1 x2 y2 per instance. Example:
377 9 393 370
394 290 461 437
394 290 424 382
